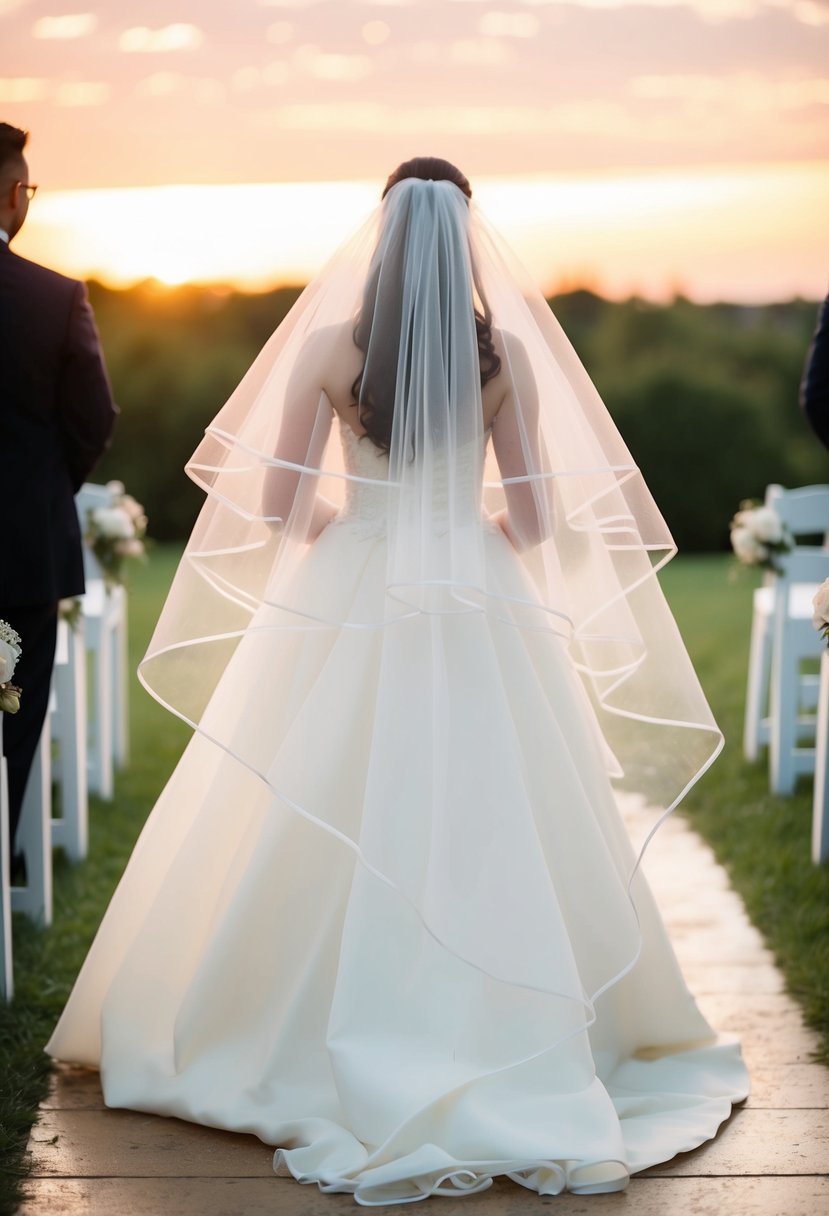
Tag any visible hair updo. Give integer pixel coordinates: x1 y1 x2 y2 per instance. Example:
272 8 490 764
382 156 472 201
351 157 500 453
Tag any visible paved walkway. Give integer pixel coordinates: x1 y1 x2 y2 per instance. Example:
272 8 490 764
18 802 829 1215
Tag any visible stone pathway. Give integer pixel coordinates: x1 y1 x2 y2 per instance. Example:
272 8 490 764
18 802 829 1215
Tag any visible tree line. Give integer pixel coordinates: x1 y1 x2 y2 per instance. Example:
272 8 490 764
87 280 825 552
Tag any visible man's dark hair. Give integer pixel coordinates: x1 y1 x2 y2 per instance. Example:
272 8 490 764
0 123 28 180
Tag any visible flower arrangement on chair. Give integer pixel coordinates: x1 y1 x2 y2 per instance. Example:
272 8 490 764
84 480 149 589
0 620 22 714
729 500 792 575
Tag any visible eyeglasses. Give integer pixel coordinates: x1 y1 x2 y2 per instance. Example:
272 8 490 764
17 183 38 201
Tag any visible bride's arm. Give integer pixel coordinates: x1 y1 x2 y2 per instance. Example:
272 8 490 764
491 333 550 550
263 330 339 541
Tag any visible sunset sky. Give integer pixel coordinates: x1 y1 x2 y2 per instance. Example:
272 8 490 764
1 0 827 300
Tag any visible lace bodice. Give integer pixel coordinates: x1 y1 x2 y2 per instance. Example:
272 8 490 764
323 423 390 539
330 419 490 540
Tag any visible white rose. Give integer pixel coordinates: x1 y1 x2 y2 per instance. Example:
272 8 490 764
731 525 768 566
120 494 145 522
91 506 135 540
119 496 148 535
0 638 19 683
747 506 784 544
812 578 829 631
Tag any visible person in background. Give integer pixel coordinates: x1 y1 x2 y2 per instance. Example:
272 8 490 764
800 294 829 450
0 122 117 881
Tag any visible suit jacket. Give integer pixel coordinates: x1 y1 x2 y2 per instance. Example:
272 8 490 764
0 240 117 605
800 294 829 452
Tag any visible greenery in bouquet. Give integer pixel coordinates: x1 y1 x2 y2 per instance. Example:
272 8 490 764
85 480 149 588
729 499 792 575
0 618 22 713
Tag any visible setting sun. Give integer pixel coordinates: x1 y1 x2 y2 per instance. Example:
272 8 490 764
11 161 829 302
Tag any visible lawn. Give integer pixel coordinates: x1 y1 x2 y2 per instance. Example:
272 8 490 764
0 547 827 1214
660 554 829 1060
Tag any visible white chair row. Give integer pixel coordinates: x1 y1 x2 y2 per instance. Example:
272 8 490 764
2 613 95 994
2 481 131 996
742 483 829 860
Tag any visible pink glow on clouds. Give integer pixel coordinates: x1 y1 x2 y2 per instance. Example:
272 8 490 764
1 0 827 299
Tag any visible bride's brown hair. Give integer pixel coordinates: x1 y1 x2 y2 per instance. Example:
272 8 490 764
351 156 501 454
382 156 472 201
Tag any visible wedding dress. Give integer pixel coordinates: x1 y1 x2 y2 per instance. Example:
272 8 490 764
46 177 749 1205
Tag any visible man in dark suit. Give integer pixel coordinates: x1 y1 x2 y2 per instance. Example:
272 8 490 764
0 123 117 875
800 294 829 451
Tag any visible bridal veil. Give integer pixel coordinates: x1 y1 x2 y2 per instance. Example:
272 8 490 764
138 176 722 1054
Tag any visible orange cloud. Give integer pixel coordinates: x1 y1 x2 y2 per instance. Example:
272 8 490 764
119 24 204 53
32 13 97 39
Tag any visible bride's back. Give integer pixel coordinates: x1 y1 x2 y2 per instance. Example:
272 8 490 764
319 320 509 444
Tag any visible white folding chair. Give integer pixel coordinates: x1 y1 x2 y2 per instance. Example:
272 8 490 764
812 649 829 864
0 717 13 1000
50 616 89 860
769 545 829 795
4 619 90 943
743 484 829 769
75 483 129 799
10 714 53 926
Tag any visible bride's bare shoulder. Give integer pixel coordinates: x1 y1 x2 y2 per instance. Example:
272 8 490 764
293 320 352 363
491 326 530 370
483 328 534 425
294 321 361 385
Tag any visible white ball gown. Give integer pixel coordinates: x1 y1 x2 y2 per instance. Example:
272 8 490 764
46 178 748 1205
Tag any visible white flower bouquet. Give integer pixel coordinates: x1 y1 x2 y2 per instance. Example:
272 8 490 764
729 499 792 575
0 619 22 713
813 579 829 648
85 480 149 587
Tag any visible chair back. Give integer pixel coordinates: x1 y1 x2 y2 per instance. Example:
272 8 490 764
766 483 829 540
772 547 829 631
75 483 115 583
776 546 829 585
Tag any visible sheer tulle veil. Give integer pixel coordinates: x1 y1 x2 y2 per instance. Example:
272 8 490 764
138 173 722 1054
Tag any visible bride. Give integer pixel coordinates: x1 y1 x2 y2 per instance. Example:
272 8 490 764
46 157 749 1205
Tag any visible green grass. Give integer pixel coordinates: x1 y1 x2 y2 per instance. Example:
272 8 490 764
1 548 827 1213
660 554 829 1062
